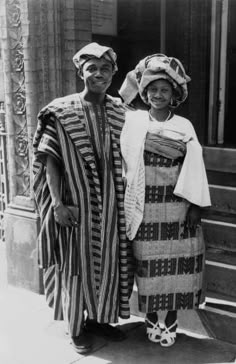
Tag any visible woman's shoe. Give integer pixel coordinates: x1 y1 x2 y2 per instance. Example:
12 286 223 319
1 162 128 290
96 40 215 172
160 320 178 347
145 317 162 343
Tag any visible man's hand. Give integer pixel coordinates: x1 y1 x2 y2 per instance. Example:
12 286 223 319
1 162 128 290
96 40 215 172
53 204 79 227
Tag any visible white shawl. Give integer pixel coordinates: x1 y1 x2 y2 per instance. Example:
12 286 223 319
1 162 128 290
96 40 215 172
120 110 211 240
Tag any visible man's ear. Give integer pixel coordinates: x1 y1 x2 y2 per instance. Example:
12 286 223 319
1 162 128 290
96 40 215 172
76 69 84 80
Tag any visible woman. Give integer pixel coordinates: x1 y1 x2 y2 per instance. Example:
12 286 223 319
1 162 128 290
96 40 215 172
120 54 211 347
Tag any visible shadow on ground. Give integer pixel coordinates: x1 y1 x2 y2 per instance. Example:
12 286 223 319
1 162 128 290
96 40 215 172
83 322 236 364
0 286 236 364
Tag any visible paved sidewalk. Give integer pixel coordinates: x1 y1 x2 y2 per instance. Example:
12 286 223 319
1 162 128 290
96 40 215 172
0 285 236 364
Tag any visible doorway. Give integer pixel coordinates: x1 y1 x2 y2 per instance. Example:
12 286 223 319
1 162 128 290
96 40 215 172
224 0 236 146
209 0 236 147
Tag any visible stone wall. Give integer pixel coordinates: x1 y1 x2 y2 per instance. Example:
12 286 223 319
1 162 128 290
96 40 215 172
0 0 92 292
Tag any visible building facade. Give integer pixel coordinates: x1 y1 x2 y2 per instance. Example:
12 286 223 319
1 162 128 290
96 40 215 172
0 0 235 343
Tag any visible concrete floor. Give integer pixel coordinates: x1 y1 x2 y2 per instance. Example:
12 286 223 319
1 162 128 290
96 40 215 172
0 284 236 364
1 242 236 364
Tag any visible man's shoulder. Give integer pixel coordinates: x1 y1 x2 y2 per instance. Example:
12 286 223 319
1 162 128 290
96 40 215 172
106 95 125 116
48 94 79 108
105 95 126 135
106 95 125 113
38 94 80 119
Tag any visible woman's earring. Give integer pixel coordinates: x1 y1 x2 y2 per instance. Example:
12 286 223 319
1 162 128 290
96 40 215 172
170 98 174 106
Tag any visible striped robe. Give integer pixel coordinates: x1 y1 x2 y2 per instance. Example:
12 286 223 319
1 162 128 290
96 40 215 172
33 94 133 336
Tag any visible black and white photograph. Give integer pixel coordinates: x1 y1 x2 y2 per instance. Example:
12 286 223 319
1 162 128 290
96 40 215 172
0 1 236 363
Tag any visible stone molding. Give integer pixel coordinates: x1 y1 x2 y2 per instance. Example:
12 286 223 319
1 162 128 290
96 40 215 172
1 0 92 207
1 0 92 293
5 0 30 199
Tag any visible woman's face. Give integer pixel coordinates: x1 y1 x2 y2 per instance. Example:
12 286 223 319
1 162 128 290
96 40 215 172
81 57 113 95
146 79 173 110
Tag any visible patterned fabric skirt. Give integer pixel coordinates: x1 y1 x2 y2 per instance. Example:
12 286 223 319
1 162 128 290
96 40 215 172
133 151 205 313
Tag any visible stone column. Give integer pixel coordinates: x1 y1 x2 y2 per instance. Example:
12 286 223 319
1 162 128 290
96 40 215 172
0 0 92 293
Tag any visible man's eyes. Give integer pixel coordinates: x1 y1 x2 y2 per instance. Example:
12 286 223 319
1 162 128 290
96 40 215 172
87 66 97 72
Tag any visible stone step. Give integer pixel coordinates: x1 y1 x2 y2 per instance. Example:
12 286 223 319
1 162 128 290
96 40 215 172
202 216 236 311
202 218 236 251
208 184 236 214
198 300 236 344
207 171 236 187
204 147 236 189
205 258 236 302
202 210 236 224
206 247 236 266
205 297 236 314
203 146 236 173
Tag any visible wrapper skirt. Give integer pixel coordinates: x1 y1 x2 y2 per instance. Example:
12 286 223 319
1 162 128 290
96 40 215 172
133 151 205 313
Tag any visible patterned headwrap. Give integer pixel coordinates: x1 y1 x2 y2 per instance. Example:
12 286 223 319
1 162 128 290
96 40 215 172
119 53 191 107
73 42 118 76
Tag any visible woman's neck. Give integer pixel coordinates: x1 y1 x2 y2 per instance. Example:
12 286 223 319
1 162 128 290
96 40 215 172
149 108 171 122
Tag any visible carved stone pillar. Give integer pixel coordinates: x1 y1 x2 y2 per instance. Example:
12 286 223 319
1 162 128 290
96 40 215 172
0 0 92 292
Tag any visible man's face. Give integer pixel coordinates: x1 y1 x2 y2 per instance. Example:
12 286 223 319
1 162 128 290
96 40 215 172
81 57 113 95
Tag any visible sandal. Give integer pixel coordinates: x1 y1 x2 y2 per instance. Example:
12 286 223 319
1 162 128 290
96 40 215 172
145 317 162 343
160 320 178 347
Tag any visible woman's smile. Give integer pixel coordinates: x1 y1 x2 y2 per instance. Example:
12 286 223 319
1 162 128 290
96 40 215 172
146 79 173 110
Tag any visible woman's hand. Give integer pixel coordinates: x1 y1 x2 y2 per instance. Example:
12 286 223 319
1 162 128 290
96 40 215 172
186 204 201 229
53 203 79 227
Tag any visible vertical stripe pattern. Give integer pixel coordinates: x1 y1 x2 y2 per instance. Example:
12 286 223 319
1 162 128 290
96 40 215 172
33 94 133 335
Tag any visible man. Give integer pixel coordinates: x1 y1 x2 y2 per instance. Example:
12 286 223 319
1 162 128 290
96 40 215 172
33 42 133 354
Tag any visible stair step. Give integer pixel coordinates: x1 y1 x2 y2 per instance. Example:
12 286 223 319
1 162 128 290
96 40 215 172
198 306 236 344
202 219 236 251
206 301 236 314
206 248 236 265
203 146 236 173
205 260 236 301
206 290 236 303
206 294 236 306
208 184 236 213
207 171 236 187
202 210 236 224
